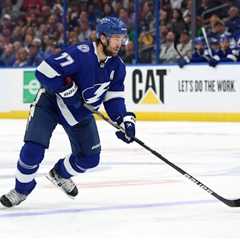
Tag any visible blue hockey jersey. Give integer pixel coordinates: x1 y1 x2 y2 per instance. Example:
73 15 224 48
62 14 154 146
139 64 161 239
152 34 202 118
215 47 239 62
35 41 127 126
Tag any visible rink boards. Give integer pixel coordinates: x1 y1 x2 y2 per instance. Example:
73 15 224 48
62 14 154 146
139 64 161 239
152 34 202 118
0 64 240 121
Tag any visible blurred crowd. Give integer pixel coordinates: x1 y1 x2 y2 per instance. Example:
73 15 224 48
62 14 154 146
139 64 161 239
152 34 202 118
1 0 240 67
160 0 240 67
0 0 137 67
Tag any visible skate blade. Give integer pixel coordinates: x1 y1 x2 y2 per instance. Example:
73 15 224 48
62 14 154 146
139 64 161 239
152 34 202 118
45 175 75 200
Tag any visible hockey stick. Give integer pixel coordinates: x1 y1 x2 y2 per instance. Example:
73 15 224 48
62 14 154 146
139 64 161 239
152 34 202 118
173 37 190 66
201 27 213 57
174 36 184 58
84 104 240 207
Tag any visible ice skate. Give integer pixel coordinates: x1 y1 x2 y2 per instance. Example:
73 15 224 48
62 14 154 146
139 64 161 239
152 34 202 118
0 189 27 208
46 168 78 198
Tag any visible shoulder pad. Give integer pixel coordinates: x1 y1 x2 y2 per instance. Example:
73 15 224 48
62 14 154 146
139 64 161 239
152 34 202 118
77 44 90 53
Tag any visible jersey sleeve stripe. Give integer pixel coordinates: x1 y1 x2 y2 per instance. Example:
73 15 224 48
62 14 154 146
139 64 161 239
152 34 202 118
104 91 125 102
36 60 61 78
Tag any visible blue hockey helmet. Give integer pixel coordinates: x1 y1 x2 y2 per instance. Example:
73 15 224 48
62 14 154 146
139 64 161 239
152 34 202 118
96 17 128 45
210 37 219 45
219 34 230 43
194 37 204 45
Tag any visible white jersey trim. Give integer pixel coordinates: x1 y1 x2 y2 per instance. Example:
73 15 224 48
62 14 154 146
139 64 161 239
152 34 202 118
56 95 78 126
58 82 78 98
104 91 125 102
37 60 60 78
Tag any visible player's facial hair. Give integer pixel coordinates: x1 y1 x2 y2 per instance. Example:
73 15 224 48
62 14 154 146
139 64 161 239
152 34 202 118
100 37 116 56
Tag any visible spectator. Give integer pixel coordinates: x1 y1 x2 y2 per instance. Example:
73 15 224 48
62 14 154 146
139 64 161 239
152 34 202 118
13 41 22 54
138 26 154 63
176 31 192 58
21 0 44 11
170 0 184 9
139 1 154 32
24 33 34 48
0 43 15 66
209 20 231 40
160 25 170 44
183 11 191 30
103 3 116 17
1 14 13 29
52 3 63 23
225 6 240 35
118 7 133 29
160 31 178 63
43 40 62 58
87 4 97 29
40 5 51 19
170 8 188 38
160 9 169 27
78 20 92 42
1 0 14 18
1 26 12 44
123 41 134 64
13 47 29 67
208 14 222 25
27 41 43 67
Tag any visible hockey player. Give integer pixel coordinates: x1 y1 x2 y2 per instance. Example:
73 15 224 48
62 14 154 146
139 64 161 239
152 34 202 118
177 37 218 68
216 34 239 62
0 17 136 207
191 37 218 67
190 37 208 63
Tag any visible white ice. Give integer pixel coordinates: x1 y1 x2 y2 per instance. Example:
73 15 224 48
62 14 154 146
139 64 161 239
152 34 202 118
0 119 240 240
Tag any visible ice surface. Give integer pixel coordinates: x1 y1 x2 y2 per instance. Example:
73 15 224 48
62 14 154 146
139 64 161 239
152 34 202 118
0 119 240 240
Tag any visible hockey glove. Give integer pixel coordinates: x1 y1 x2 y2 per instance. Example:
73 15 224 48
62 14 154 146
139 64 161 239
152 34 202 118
208 58 218 67
177 56 190 68
57 78 82 108
115 112 136 143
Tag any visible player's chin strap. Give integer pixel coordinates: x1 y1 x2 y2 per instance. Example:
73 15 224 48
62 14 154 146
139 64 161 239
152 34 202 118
84 103 240 208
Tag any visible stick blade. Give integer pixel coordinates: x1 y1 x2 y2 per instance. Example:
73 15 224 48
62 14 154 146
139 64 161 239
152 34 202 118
224 198 240 207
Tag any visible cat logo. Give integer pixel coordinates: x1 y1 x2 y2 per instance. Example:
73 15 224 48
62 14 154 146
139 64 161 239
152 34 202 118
132 69 167 104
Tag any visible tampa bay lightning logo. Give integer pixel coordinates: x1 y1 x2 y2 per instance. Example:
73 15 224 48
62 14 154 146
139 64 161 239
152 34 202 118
82 82 110 109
